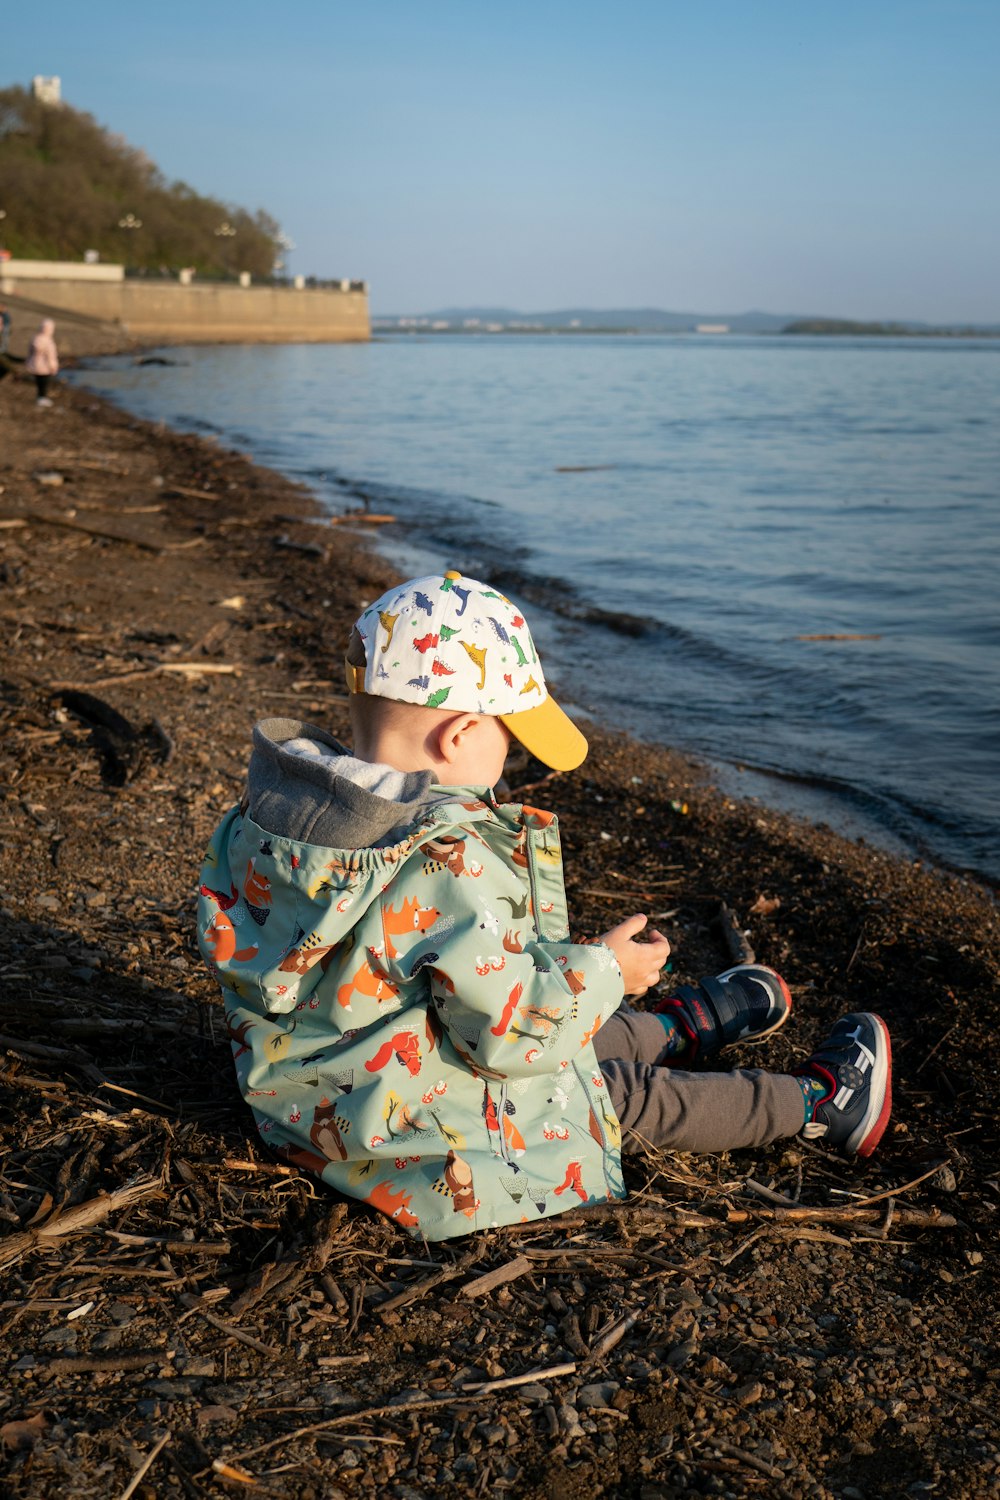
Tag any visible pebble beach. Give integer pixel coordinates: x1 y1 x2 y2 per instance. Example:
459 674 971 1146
2 367 999 1499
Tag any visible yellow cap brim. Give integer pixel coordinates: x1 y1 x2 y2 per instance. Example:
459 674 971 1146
500 695 589 773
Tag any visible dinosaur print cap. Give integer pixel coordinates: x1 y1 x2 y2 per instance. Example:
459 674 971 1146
347 571 589 772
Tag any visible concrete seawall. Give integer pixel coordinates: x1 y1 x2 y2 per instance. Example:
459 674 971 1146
0 264 370 351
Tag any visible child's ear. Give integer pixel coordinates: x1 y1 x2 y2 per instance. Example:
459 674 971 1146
435 713 480 765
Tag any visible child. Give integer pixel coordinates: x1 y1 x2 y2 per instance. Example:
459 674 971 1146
198 570 891 1239
25 319 58 407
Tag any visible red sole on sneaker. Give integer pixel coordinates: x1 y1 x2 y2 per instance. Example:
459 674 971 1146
854 1014 892 1158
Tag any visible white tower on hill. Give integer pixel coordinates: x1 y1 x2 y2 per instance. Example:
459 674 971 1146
32 76 62 106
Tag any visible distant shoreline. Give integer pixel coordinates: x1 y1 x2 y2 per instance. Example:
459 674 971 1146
374 321 1000 340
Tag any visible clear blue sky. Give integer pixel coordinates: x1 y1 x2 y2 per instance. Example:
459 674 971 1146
7 1 999 320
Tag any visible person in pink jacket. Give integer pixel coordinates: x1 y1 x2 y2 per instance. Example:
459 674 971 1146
25 319 59 407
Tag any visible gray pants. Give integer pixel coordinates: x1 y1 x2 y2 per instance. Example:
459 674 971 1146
594 1003 804 1154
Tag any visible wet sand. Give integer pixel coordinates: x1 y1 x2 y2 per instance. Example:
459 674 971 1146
2 368 998 1498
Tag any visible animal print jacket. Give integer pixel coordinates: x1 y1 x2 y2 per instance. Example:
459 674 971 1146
197 718 626 1240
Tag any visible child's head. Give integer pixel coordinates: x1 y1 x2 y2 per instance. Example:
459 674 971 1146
345 570 588 785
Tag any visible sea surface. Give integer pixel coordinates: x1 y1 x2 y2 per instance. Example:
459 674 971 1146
72 334 1000 884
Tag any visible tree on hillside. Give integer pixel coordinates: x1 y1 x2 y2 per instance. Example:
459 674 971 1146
0 85 281 277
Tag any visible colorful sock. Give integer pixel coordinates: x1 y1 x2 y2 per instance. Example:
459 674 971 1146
797 1074 828 1122
653 1010 693 1060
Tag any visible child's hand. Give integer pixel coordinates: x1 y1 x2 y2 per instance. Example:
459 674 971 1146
600 913 670 997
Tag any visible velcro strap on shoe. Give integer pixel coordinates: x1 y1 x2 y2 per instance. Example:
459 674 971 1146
670 982 725 1051
675 975 751 1050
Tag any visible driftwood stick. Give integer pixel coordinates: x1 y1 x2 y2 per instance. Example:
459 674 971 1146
105 1232 231 1256
162 484 218 500
506 1197 956 1236
376 1267 458 1316
712 1439 791 1483
225 1391 490 1468
744 1178 802 1206
49 661 238 692
585 1312 639 1364
320 1275 350 1314
725 1203 956 1229
0 1176 163 1271
459 1254 535 1300
377 1245 483 1316
0 1031 95 1066
328 512 397 526
47 1350 168 1375
838 1161 949 1209
717 902 755 965
10 512 164 552
222 1157 298 1176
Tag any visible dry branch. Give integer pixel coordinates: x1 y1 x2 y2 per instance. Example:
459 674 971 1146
0 1176 163 1271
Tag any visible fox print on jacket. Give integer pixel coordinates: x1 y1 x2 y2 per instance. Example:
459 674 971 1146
197 719 625 1240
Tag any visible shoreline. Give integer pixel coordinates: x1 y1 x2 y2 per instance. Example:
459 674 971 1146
3 370 999 1497
65 349 998 895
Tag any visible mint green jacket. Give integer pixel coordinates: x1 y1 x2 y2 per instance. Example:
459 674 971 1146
197 731 626 1240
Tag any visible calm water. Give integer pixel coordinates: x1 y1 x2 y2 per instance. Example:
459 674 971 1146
73 335 1000 883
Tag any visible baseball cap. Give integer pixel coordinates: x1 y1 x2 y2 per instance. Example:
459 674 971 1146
345 570 588 772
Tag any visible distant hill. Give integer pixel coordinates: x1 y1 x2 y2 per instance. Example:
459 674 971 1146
378 306 801 333
376 306 1000 337
0 84 280 276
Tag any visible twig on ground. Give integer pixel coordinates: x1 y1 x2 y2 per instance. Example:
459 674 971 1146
116 1430 172 1500
463 1362 577 1394
711 1438 798 1493
178 1295 281 1356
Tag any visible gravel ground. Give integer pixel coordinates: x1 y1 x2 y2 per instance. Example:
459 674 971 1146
1 369 998 1499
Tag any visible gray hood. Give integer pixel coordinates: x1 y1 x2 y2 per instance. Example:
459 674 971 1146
246 718 435 850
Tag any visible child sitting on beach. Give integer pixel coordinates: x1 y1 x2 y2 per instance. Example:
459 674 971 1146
197 570 892 1239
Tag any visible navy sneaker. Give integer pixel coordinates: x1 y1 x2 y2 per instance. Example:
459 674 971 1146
795 1012 892 1158
653 964 792 1061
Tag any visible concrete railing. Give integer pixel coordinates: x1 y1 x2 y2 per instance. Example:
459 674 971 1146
0 261 370 346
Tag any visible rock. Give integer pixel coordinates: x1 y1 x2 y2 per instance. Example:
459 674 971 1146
930 1165 958 1192
196 1404 239 1428
558 1403 584 1439
144 1378 202 1398
475 1423 506 1447
135 1399 169 1419
91 1329 124 1351
577 1381 621 1410
733 1381 765 1407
